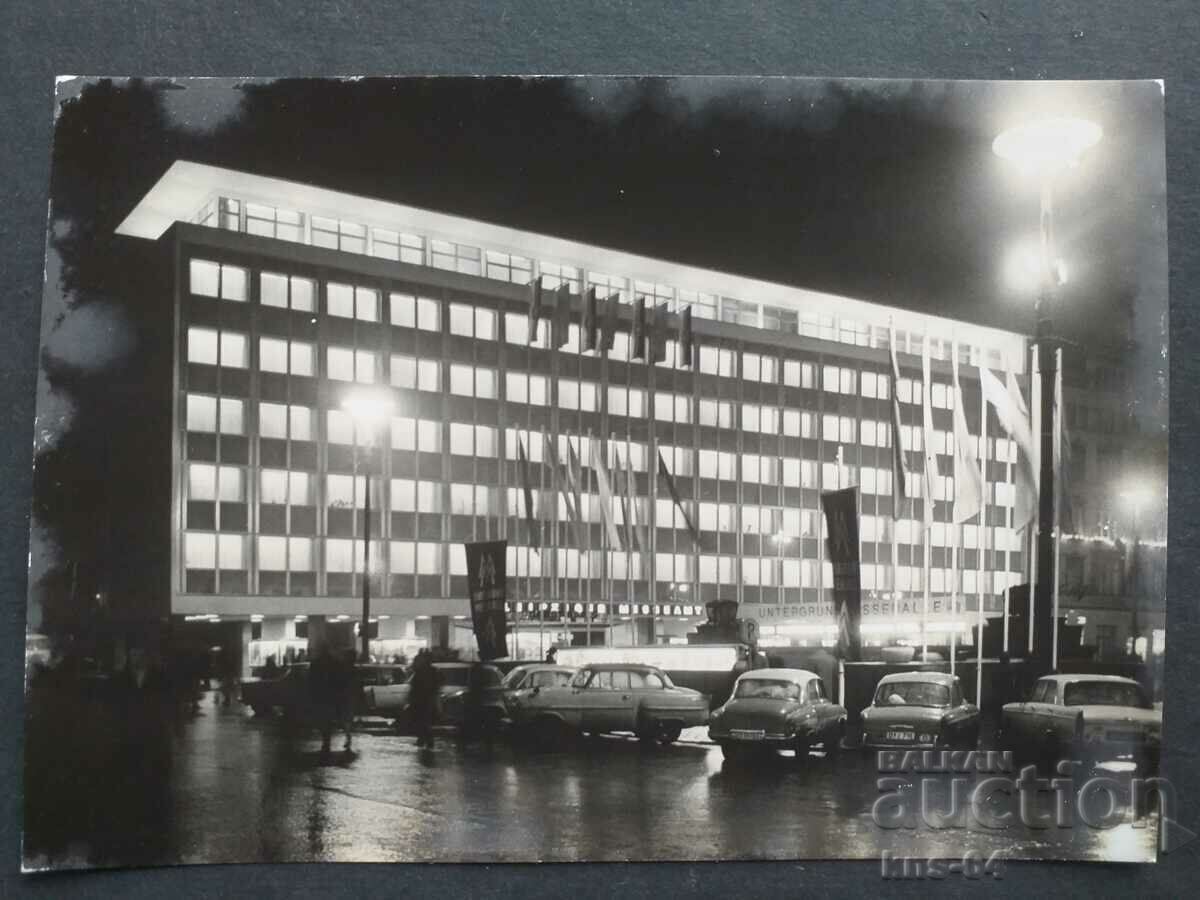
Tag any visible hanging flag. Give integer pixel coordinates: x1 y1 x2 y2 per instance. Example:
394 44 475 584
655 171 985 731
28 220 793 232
951 344 984 524
631 296 647 360
1053 352 1074 533
527 275 544 344
980 365 1037 529
544 432 584 546
657 449 699 548
678 305 694 369
589 438 625 550
565 433 584 517
887 322 911 503
626 447 647 552
464 539 509 660
821 486 862 661
613 446 634 551
650 303 669 364
920 340 940 527
582 287 599 353
516 434 539 548
550 284 572 348
600 293 620 353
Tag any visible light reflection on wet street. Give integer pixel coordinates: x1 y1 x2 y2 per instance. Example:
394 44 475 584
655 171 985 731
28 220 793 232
28 695 1159 867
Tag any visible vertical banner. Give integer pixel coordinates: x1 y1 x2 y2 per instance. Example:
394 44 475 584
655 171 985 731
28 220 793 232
821 486 862 661
465 539 509 660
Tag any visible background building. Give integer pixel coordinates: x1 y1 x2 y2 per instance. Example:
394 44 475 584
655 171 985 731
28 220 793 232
115 161 1045 672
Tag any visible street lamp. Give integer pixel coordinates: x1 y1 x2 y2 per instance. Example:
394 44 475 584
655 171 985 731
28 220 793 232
994 116 1100 673
341 388 394 662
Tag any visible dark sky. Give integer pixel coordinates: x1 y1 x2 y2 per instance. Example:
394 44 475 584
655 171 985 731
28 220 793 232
30 77 1168 624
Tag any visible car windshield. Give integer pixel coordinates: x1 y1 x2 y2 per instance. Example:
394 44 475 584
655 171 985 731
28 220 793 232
1063 681 1150 708
734 678 801 701
875 681 951 708
502 667 530 689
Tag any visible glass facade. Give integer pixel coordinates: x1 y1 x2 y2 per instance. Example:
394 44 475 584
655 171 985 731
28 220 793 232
176 246 1025 622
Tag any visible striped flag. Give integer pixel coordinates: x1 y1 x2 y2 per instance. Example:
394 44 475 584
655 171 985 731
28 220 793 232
582 287 598 353
678 305 694 368
650 303 669 364
516 433 539 548
657 449 699 549
626 447 647 552
590 439 625 550
631 296 647 360
600 293 620 353
980 365 1037 530
544 432 584 546
951 344 984 524
613 446 634 551
920 340 940 526
527 275 544 344
887 322 911 503
550 284 571 348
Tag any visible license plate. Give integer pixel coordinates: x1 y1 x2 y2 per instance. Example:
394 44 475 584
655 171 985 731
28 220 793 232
886 730 915 741
730 729 765 741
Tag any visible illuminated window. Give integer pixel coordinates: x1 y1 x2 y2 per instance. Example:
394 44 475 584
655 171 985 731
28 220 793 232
260 272 315 311
431 239 481 276
390 541 416 573
327 283 379 322
391 354 417 389
186 394 217 432
485 249 533 285
187 327 219 365
327 346 378 383
189 259 246 301
245 203 304 242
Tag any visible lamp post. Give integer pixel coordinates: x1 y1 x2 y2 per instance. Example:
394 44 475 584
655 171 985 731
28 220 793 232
993 117 1101 672
341 388 395 662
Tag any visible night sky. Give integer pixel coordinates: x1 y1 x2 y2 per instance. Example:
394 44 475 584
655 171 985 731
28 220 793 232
30 77 1168 626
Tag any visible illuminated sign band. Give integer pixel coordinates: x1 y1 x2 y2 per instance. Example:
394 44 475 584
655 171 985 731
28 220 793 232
505 602 705 619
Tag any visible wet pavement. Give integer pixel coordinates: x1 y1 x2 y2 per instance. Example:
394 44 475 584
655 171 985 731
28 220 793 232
25 692 1159 868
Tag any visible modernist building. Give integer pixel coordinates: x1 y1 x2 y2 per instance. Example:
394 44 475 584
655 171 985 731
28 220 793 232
116 161 1037 669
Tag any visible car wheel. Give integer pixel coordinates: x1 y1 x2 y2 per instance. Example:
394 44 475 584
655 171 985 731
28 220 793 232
720 742 750 764
658 724 683 746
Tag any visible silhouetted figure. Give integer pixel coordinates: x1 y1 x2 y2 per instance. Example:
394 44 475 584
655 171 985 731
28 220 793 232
545 646 557 664
263 656 279 678
408 649 439 748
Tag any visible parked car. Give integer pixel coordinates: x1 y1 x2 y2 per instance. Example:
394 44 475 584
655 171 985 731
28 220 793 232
507 662 709 747
708 668 847 763
365 662 504 730
496 664 576 719
241 662 407 720
998 674 1161 771
859 672 979 750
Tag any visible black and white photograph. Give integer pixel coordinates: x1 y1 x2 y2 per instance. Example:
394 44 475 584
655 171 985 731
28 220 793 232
23 75 1168 870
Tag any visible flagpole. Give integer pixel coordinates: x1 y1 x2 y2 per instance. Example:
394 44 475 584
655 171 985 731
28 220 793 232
976 367 987 708
1051 347 1063 671
1028 345 1040 657
920 345 933 664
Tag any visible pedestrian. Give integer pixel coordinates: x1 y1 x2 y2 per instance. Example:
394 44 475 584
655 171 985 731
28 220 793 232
407 649 439 749
309 646 341 756
545 646 557 664
463 661 495 749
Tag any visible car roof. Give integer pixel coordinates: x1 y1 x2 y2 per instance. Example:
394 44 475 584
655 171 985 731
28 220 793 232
580 663 665 673
736 668 820 683
510 664 575 673
1038 673 1141 686
877 671 959 686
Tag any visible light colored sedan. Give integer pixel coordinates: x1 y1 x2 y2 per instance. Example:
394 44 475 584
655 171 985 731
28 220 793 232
709 668 847 763
999 674 1161 771
860 672 980 750
508 663 708 747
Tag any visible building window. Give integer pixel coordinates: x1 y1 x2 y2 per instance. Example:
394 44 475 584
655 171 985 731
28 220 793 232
327 283 379 321
538 261 580 292
699 345 735 377
189 259 247 301
245 203 304 242
187 327 248 368
588 272 629 302
311 216 367 254
431 239 482 276
370 227 424 264
260 272 315 311
416 542 443 575
417 419 442 453
259 337 315 377
485 250 533 285
327 346 379 383
326 474 366 508
390 354 417 389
